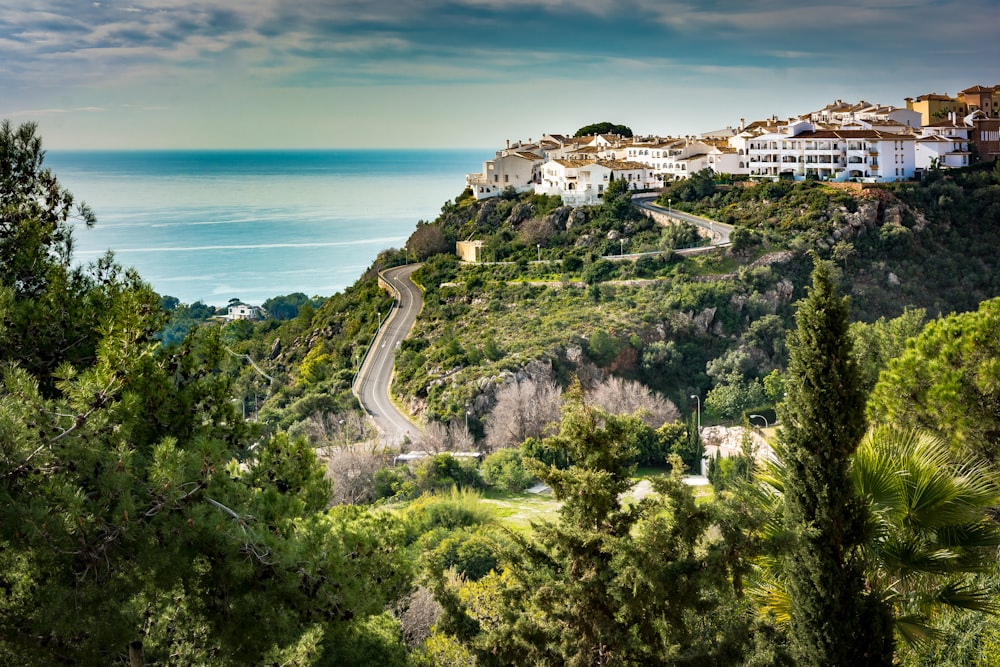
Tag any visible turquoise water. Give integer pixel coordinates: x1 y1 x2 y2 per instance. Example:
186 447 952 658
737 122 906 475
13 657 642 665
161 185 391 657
45 149 487 306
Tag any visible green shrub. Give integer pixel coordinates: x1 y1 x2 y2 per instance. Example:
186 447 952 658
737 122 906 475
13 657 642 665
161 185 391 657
430 530 499 581
582 258 617 284
401 487 495 541
481 448 533 493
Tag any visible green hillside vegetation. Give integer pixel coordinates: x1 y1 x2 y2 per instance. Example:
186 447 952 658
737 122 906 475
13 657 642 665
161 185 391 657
5 119 1000 665
201 161 1000 453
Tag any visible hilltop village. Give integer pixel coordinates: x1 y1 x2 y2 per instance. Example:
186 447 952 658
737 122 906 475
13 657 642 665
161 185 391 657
467 84 1000 205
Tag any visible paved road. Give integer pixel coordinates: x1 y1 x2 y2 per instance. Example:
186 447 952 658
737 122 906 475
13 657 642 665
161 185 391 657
354 263 423 445
633 193 732 247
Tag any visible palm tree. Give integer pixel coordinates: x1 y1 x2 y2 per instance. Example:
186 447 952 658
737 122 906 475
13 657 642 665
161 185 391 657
750 424 1000 644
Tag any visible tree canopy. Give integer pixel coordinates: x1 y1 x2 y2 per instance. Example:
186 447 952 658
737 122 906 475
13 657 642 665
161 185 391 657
573 122 633 138
868 297 1000 465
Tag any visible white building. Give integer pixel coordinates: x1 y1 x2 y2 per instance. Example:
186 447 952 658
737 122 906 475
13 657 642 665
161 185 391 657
534 159 653 206
914 116 972 171
227 303 263 321
807 99 922 129
738 121 915 182
466 147 544 200
625 138 717 181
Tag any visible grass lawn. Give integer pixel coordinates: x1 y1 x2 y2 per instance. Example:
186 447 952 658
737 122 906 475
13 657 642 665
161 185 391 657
480 490 561 532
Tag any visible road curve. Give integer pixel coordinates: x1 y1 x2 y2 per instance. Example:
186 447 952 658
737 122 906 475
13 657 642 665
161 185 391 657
633 193 732 247
354 263 423 445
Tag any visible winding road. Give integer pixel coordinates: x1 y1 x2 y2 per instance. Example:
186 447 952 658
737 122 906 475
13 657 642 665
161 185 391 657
354 195 731 444
353 263 423 445
633 193 732 249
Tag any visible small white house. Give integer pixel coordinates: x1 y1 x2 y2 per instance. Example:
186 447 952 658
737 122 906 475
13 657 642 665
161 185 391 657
227 303 263 321
466 143 545 200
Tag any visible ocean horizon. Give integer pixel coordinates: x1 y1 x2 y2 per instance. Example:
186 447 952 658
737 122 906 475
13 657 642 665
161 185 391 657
46 149 490 307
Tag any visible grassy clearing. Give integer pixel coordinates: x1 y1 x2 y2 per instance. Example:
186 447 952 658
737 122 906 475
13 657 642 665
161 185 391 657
480 490 561 532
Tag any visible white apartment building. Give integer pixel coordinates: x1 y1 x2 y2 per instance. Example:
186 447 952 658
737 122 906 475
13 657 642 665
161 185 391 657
625 138 717 181
915 134 971 170
807 100 922 129
736 120 915 182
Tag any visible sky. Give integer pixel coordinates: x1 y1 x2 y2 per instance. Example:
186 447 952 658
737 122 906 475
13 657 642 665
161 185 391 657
2 1 998 150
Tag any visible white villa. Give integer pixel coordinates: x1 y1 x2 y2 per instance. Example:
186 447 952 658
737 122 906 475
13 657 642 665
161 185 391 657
806 99 922 129
466 144 544 199
226 303 263 321
534 159 653 206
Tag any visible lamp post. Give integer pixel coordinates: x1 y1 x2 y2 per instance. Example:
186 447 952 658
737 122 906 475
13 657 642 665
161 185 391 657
750 414 768 429
620 238 625 256
668 198 672 213
689 394 701 432
537 244 541 262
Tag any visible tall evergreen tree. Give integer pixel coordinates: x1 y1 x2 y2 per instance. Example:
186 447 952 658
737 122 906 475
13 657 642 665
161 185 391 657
779 259 894 665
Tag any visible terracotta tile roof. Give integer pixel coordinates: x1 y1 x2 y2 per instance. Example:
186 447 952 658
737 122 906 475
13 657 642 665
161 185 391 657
597 160 649 170
800 129 915 141
962 85 998 94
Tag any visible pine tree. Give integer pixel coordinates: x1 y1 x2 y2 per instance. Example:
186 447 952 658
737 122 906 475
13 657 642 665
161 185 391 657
779 259 894 665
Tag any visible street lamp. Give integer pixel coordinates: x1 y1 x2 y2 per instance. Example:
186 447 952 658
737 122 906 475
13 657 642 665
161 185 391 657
750 414 768 429
668 198 672 213
537 244 541 262
620 238 625 256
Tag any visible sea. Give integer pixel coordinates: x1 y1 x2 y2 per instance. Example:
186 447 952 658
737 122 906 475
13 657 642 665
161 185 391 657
45 149 489 307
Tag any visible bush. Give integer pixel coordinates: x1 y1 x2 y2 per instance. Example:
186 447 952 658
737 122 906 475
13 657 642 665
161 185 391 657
414 453 482 493
481 448 533 494
402 487 495 541
430 530 499 581
373 466 413 501
582 258 617 284
587 329 620 366
563 255 584 273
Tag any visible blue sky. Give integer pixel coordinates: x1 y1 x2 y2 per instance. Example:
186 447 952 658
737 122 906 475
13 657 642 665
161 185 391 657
2 0 998 149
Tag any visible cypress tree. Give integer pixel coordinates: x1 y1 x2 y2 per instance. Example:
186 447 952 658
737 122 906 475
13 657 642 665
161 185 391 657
779 259 893 665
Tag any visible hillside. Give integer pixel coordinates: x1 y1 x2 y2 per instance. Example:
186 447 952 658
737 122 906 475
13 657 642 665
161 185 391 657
223 162 1000 439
